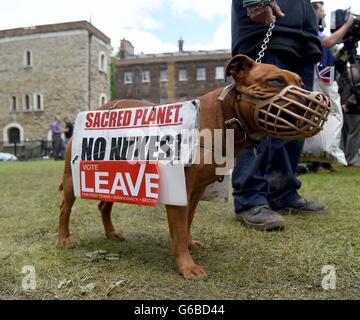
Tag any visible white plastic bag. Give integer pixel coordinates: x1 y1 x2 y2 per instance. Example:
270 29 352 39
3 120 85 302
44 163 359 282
301 77 347 165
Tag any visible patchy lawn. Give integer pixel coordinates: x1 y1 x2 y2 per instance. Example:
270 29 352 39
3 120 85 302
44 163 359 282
0 161 360 300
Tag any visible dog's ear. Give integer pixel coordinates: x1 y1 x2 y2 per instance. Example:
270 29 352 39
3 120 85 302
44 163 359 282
225 54 255 80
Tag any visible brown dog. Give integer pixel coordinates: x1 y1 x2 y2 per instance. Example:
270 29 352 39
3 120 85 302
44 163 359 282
58 55 328 280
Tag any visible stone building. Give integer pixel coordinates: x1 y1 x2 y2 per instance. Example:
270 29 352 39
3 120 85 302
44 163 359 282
116 39 231 104
0 21 111 151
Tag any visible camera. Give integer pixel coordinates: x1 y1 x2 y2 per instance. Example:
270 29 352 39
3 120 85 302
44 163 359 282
330 8 360 52
331 9 360 111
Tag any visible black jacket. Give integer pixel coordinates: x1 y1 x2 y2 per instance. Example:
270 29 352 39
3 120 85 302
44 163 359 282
232 0 322 63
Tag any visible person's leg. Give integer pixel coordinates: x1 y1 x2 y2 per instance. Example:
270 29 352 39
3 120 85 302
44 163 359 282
54 135 62 160
260 52 327 213
53 137 58 160
232 51 327 230
232 51 296 230
232 138 285 230
341 118 347 154
263 54 313 208
60 138 65 160
233 139 270 212
267 139 303 209
343 113 360 165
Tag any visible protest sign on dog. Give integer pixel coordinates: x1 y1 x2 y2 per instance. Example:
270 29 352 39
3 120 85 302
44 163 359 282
71 101 200 206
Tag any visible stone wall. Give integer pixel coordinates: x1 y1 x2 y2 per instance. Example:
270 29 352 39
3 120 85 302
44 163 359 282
89 36 111 110
0 28 111 144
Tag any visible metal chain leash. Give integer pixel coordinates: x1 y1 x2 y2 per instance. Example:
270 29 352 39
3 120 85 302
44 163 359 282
255 16 276 64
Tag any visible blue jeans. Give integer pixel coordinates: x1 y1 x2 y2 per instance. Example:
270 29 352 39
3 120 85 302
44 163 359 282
232 51 314 212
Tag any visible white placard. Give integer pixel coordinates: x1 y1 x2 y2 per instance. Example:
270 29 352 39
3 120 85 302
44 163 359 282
71 101 200 206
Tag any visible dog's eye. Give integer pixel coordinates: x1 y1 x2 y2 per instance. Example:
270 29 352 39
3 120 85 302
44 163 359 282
268 78 286 86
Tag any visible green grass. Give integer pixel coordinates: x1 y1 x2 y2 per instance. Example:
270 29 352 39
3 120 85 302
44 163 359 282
1 161 360 300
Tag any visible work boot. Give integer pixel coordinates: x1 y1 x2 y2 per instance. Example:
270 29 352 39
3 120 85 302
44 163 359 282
235 205 285 231
279 197 328 215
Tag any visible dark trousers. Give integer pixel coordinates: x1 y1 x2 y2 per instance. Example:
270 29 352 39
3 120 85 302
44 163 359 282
342 113 360 165
52 134 64 160
232 51 315 212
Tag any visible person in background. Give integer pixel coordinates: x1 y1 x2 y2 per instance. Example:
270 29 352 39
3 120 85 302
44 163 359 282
231 0 327 231
50 114 64 160
336 50 360 167
306 1 355 173
63 116 74 146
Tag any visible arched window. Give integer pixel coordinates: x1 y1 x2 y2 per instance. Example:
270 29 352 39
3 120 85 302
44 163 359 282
11 96 17 112
24 94 31 111
8 127 20 144
34 93 43 111
3 123 24 146
24 50 32 68
99 94 107 106
99 52 107 73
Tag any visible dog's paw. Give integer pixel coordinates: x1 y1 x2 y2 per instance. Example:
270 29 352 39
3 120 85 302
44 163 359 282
189 240 204 251
58 237 75 249
106 231 126 242
177 258 208 281
180 264 208 281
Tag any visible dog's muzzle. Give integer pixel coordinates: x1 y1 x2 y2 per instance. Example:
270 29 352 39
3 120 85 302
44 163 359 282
241 85 332 140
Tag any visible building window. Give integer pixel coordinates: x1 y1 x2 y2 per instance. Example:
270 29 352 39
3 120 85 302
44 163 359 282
24 50 32 68
34 93 43 111
11 96 17 112
142 70 151 83
99 51 107 73
160 70 168 82
179 69 188 81
8 127 21 144
197 68 206 81
215 66 225 80
99 94 107 106
124 72 133 84
24 94 31 111
3 123 24 146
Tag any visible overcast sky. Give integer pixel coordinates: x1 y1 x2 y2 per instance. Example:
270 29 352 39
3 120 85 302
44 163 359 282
1 0 360 54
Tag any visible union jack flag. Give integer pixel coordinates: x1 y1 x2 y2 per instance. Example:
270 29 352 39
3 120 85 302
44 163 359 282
315 65 335 85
